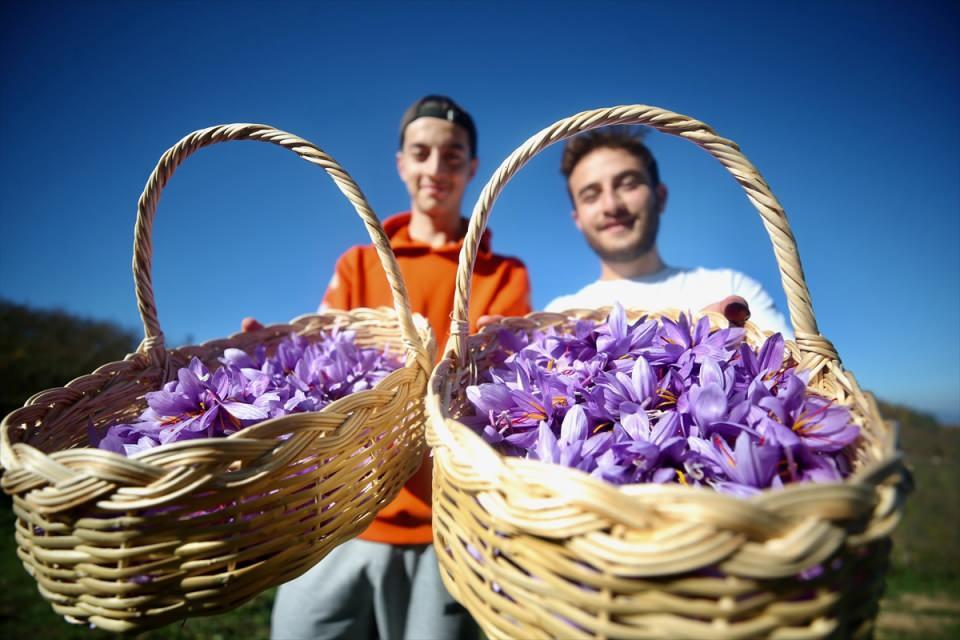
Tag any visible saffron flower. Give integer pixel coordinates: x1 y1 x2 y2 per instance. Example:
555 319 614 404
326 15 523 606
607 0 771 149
94 331 401 456
465 307 860 495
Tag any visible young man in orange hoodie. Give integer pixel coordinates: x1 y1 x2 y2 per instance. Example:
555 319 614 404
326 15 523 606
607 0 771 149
268 96 531 640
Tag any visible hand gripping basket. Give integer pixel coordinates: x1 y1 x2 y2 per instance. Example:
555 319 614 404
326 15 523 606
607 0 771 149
0 124 434 633
426 106 910 639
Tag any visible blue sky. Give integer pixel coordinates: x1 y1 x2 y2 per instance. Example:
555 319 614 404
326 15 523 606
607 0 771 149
1 1 958 422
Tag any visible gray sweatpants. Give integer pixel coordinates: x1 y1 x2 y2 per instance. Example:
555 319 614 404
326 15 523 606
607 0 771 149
270 538 473 640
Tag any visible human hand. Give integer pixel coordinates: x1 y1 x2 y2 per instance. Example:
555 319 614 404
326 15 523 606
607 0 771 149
701 295 751 327
477 315 504 329
241 317 264 333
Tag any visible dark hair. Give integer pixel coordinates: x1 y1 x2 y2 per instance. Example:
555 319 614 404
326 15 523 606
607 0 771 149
560 127 659 187
399 95 477 158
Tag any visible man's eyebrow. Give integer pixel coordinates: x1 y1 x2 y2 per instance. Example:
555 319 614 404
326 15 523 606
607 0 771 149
614 168 648 183
575 182 600 199
408 141 467 152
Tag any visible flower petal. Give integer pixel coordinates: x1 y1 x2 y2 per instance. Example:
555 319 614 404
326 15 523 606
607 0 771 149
223 402 269 421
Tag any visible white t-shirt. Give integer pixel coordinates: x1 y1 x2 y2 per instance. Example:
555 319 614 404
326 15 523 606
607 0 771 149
545 266 792 337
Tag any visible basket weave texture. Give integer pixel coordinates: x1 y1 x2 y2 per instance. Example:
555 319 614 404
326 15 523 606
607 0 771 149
426 106 910 640
1 124 434 633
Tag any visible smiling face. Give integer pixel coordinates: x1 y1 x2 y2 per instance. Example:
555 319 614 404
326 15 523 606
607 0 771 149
396 117 477 223
568 146 667 263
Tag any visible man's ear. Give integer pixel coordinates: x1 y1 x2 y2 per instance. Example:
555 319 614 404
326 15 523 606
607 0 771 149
655 183 669 215
396 150 405 179
571 208 584 232
467 157 478 181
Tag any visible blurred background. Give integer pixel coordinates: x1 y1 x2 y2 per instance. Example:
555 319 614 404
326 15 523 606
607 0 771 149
1 1 957 638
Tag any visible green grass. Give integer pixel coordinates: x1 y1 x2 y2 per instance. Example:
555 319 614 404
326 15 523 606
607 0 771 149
875 406 960 640
878 571 960 640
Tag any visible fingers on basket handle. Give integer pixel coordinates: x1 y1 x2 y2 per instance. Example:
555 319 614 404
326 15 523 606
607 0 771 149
449 105 836 367
132 124 427 367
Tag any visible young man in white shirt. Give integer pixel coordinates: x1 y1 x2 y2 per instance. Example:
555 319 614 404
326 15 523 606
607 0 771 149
546 127 790 336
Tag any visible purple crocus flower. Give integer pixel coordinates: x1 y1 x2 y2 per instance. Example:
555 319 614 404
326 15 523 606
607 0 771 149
531 405 593 471
98 331 401 456
220 345 268 371
689 431 782 497
592 448 631 485
610 427 662 483
97 424 159 457
675 357 753 440
651 314 744 378
597 357 657 419
684 380 729 432
271 334 309 376
749 371 859 453
593 302 657 361
463 305 859 495
735 332 786 389
466 362 574 450
793 446 848 484
137 358 268 444
618 407 685 461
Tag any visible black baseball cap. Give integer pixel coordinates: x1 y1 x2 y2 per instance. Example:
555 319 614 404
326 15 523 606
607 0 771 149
399 95 477 158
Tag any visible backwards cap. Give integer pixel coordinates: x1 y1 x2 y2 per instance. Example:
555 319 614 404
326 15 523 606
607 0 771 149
399 95 477 158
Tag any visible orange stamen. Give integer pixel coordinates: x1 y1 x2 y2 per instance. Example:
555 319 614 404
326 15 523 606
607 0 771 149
593 421 611 434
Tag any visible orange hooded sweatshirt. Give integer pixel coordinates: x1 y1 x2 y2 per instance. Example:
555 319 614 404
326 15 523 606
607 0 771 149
321 212 531 544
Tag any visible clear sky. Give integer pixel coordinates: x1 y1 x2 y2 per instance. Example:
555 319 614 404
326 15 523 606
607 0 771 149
1 1 958 423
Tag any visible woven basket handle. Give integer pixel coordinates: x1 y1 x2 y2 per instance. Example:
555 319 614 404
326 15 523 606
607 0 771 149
450 105 837 369
133 123 427 367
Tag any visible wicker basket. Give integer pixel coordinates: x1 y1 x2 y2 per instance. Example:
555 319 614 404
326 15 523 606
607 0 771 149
1 124 434 633
426 106 910 639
